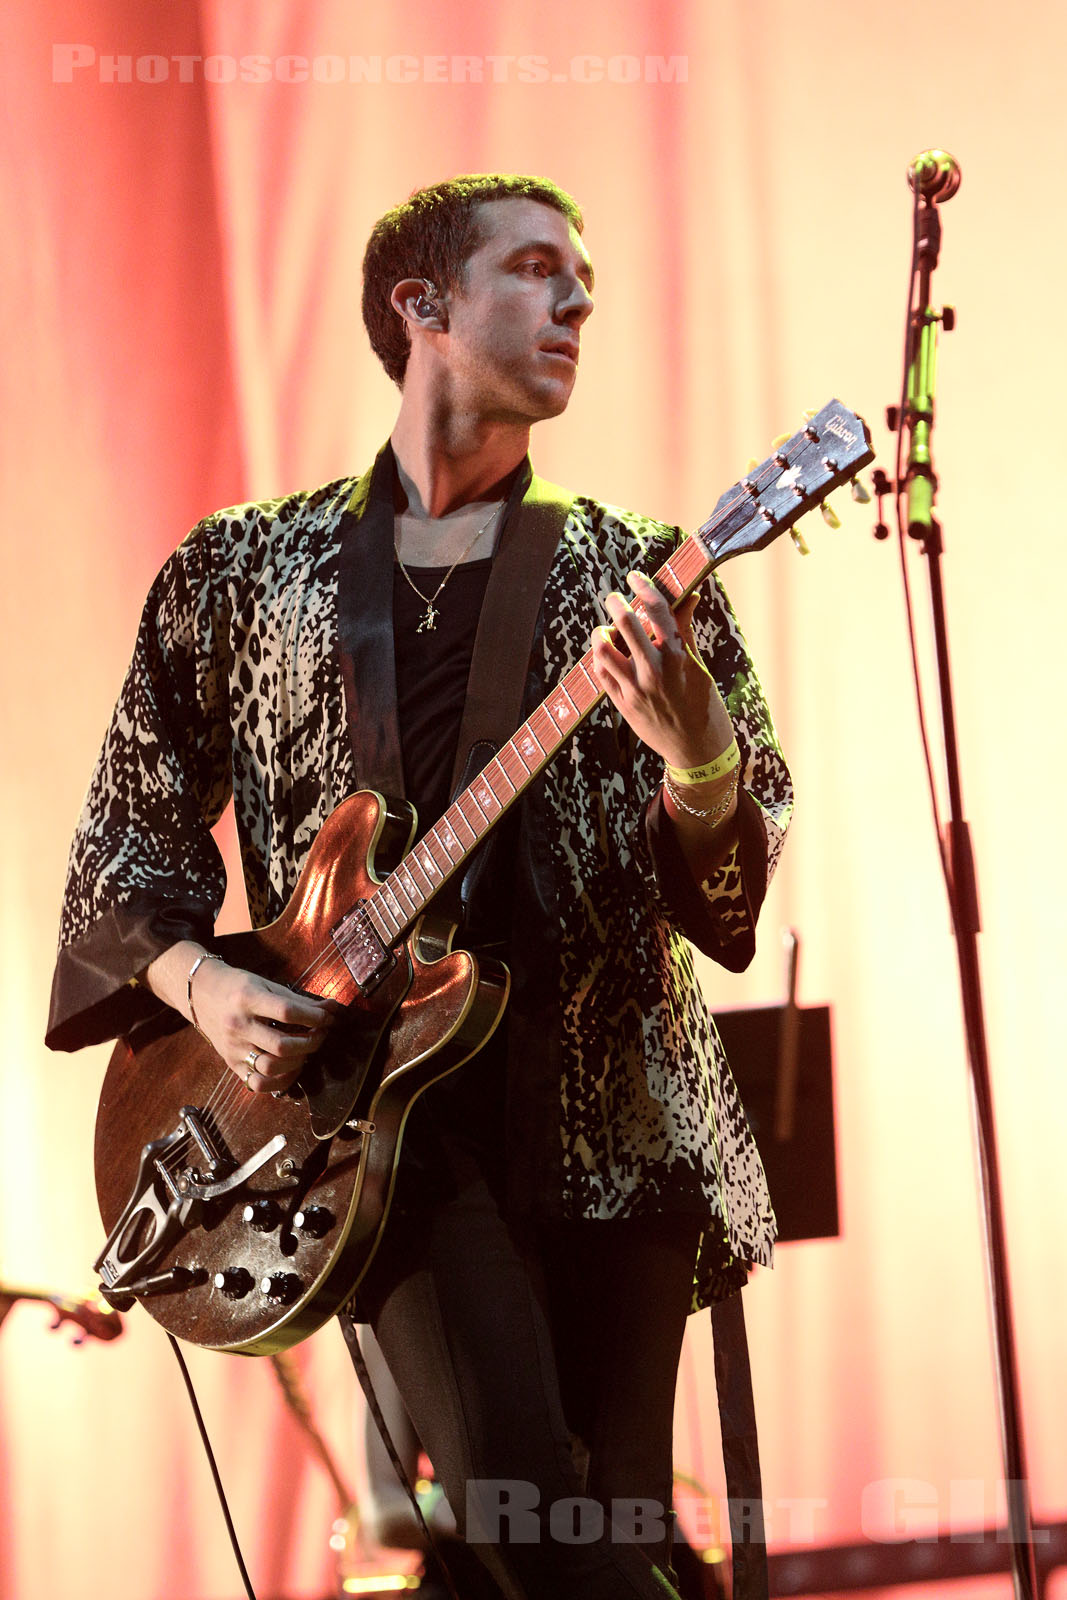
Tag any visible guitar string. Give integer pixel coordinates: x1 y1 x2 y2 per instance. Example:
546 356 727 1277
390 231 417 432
154 434 839 1179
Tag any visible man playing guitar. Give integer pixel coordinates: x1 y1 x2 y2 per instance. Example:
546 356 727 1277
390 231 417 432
48 174 793 1598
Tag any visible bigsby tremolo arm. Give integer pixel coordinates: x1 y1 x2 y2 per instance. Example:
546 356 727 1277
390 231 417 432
95 1107 286 1300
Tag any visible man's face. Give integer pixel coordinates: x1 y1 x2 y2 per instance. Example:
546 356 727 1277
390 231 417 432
437 197 595 424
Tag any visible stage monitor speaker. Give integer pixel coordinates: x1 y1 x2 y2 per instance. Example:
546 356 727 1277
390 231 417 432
711 1004 839 1243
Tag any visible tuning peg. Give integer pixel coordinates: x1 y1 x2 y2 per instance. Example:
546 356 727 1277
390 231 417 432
771 432 791 450
820 500 841 530
790 526 810 556
744 457 759 475
850 476 871 504
802 407 818 421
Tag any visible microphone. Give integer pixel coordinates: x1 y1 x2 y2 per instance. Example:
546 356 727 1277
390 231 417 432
907 149 961 202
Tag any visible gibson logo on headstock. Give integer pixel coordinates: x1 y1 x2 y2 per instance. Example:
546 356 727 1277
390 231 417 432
824 416 858 446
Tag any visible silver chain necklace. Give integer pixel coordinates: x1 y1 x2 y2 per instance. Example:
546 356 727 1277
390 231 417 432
394 502 503 633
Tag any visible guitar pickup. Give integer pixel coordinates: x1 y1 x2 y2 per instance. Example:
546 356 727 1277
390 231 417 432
331 906 396 993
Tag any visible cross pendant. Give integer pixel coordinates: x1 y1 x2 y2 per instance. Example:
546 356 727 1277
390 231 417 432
417 603 438 633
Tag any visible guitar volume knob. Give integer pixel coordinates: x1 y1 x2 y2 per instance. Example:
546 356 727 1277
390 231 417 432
213 1267 254 1300
260 1272 302 1305
242 1199 281 1232
293 1205 335 1239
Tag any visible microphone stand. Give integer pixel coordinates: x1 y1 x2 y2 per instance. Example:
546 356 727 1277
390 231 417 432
893 158 1039 1600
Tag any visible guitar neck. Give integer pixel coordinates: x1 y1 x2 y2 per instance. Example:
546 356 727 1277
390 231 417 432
331 398 873 958
339 530 712 956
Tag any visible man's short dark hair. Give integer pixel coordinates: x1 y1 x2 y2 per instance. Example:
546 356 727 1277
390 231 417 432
362 173 584 387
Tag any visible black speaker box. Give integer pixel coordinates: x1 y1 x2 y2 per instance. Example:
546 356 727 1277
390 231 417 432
711 1004 839 1243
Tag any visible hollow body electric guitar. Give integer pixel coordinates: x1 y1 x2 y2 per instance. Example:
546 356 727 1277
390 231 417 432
94 400 873 1355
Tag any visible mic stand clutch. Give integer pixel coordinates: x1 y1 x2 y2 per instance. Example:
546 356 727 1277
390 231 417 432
891 150 1039 1600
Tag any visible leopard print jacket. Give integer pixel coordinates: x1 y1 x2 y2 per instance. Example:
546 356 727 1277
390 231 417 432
50 464 792 1307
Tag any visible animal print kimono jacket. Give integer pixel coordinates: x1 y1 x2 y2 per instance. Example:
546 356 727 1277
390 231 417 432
47 449 793 1309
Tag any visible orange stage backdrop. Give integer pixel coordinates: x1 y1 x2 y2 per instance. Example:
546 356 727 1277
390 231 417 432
2 3 1065 1598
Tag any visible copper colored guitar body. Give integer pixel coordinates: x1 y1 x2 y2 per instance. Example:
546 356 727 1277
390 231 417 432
94 791 509 1355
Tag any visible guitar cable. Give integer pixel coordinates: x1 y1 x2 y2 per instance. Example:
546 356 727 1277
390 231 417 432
167 1333 259 1600
168 1317 465 1600
339 1309 465 1600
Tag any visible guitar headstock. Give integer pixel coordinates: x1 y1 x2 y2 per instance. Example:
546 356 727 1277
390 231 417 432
700 399 875 567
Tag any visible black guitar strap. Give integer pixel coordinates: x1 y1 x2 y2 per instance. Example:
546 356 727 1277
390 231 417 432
711 1292 769 1599
448 468 575 796
336 444 406 796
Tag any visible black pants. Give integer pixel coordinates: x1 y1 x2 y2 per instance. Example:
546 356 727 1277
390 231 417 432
355 1151 701 1600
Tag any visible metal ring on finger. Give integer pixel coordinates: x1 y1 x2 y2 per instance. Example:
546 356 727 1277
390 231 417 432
244 1048 260 1088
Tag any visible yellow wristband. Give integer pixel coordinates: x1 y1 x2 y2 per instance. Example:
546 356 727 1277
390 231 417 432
665 738 740 787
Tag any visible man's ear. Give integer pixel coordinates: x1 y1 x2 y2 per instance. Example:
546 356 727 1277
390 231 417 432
390 278 448 332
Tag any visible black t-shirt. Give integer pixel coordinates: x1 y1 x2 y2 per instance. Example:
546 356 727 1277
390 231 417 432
392 557 494 838
390 556 511 1203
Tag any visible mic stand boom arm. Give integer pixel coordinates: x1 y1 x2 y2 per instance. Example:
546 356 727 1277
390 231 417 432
897 156 1039 1600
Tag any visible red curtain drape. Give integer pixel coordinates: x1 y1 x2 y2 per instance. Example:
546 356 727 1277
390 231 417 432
3 3 1065 1597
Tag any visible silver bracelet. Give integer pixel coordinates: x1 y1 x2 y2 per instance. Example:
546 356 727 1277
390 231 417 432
186 951 224 1035
663 767 740 829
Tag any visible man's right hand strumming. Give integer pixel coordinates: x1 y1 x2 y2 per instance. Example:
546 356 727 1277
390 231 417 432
142 940 336 1094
